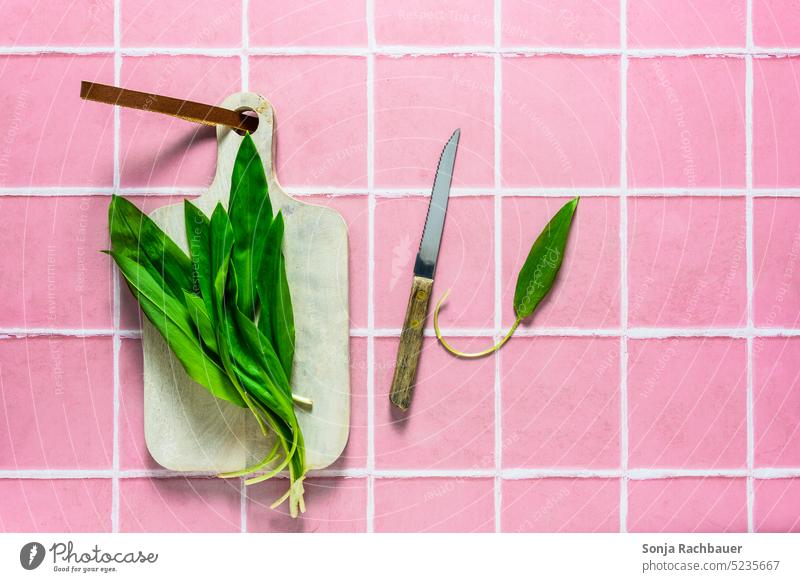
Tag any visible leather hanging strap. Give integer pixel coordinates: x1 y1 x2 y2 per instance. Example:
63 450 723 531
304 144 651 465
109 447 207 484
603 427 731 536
80 81 259 134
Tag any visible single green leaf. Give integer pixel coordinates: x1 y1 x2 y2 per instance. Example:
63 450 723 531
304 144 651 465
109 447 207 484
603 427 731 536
210 203 235 319
228 133 272 318
513 197 579 320
184 200 215 321
108 195 193 302
256 212 294 379
273 253 295 380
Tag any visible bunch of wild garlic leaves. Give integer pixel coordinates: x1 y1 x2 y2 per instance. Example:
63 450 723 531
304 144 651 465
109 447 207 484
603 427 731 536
106 134 307 516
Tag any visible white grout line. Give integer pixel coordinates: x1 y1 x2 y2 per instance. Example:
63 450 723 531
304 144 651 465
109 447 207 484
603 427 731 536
619 0 629 534
5 186 800 198
3 467 799 480
493 0 503 535
5 326 800 340
110 0 122 535
6 45 800 57
745 0 756 534
365 0 376 534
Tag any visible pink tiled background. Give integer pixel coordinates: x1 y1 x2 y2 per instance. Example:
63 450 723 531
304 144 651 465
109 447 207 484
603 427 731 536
0 0 799 534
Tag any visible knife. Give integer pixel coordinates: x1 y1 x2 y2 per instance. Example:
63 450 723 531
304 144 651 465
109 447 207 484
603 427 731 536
389 129 461 410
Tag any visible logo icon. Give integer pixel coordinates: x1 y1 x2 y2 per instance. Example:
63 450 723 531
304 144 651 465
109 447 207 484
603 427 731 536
20 542 45 570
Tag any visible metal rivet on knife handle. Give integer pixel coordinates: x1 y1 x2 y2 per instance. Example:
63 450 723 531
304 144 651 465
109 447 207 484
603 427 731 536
79 81 259 134
390 275 434 410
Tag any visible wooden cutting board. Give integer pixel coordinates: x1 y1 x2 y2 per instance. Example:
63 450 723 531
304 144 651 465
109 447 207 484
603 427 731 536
141 92 350 473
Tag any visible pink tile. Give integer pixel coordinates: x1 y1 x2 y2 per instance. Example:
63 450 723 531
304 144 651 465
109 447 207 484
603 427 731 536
754 0 800 47
374 196 494 329
754 198 800 327
119 339 161 470
628 0 746 48
117 195 192 331
0 479 111 532
754 58 800 188
628 197 747 327
0 196 114 329
374 477 494 532
250 56 367 188
0 337 113 469
502 56 620 187
375 0 494 46
0 0 113 45
119 477 241 532
250 0 366 47
306 195 368 329
0 55 114 187
329 338 368 470
628 478 747 532
628 338 747 469
754 337 800 467
502 337 620 469
374 337 494 469
119 56 241 188
628 57 745 188
502 196 620 328
755 478 800 532
502 0 619 48
502 478 620 532
247 477 367 532
121 0 241 47
375 56 494 188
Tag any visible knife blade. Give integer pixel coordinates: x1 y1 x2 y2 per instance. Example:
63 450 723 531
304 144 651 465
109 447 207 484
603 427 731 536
390 129 461 410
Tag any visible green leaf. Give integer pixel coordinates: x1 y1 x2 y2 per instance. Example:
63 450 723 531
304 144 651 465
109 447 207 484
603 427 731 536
273 254 295 380
108 195 193 302
209 203 235 320
257 212 294 379
226 260 293 402
228 133 272 318
513 197 579 320
109 250 244 408
183 290 218 353
184 200 215 322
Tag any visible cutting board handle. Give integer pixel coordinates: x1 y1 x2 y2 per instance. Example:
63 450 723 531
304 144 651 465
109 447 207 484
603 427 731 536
207 93 293 211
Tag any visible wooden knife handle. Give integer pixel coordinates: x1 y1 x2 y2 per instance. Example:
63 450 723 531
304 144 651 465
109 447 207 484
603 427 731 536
390 276 434 410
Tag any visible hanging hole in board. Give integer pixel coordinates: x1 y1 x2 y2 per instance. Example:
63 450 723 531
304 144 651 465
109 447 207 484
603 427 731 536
234 108 259 136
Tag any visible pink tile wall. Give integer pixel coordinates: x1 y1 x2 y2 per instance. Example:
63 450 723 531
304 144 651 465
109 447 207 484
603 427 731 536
627 57 746 188
502 0 619 48
119 477 241 532
1 0 799 534
628 197 747 327
628 338 747 469
121 1 242 48
628 0 746 48
374 477 494 532
502 478 620 532
502 337 620 469
0 337 114 470
628 477 748 532
502 56 620 187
